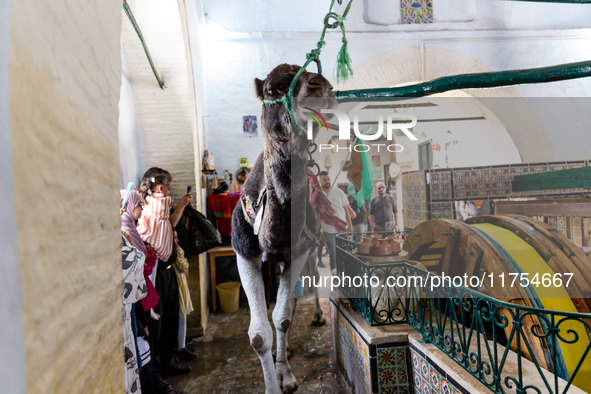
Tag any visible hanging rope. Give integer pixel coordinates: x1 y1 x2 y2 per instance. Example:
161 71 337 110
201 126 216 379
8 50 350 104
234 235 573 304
263 0 355 136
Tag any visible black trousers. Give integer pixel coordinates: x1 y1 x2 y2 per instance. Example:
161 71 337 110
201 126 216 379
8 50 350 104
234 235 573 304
148 267 180 381
139 360 154 394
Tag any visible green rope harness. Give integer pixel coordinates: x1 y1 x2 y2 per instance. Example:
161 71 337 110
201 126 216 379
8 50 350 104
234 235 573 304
262 0 354 135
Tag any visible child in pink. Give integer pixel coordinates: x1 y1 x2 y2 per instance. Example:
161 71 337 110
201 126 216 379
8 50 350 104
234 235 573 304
137 174 174 262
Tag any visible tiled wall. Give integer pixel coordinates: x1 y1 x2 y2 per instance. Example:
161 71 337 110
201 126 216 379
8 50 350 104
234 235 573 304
331 300 413 394
402 171 428 230
402 160 591 234
556 217 583 247
332 301 372 394
377 345 412 394
449 162 588 200
410 344 469 394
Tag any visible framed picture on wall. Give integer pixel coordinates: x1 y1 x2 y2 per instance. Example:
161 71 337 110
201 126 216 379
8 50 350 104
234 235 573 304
342 160 351 171
243 115 257 138
372 155 381 167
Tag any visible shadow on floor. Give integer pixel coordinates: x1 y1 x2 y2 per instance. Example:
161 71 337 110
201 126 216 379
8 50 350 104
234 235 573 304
167 297 346 393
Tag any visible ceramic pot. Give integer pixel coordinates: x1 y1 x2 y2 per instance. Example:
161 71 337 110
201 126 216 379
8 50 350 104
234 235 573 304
375 239 392 255
357 237 373 254
371 234 381 246
390 240 401 254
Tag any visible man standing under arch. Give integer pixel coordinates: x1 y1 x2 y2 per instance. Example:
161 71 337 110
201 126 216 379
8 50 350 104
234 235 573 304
368 181 399 232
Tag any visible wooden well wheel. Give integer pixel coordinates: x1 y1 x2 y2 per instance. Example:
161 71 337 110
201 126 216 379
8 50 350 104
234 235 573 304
403 216 591 386
403 218 574 377
466 215 591 316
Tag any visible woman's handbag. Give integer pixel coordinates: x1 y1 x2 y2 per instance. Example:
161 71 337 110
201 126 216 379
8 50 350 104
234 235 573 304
188 207 222 255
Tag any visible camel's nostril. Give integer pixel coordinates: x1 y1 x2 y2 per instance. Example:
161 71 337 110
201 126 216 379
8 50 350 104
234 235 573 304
307 82 321 89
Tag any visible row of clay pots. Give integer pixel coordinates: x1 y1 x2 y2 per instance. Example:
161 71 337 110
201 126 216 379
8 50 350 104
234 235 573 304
357 234 402 255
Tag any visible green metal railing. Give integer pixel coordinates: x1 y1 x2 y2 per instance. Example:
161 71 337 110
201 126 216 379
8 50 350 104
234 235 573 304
335 233 591 394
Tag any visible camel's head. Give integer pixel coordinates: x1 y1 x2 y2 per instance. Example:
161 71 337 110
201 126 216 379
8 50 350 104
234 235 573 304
255 64 337 149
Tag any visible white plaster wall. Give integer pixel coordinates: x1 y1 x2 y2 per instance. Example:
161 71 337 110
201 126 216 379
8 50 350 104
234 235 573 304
9 0 124 392
0 0 27 392
201 0 591 32
189 1 591 173
521 98 591 162
196 30 591 173
122 0 198 202
184 0 211 329
119 46 146 188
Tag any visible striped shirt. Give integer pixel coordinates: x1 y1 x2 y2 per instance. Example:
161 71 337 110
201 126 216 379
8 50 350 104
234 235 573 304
137 193 174 262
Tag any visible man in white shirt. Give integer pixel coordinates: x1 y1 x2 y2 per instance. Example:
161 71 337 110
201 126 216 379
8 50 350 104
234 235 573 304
318 171 353 273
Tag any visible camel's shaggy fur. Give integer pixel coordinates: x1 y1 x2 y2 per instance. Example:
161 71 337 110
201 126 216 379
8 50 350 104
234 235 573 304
230 63 336 394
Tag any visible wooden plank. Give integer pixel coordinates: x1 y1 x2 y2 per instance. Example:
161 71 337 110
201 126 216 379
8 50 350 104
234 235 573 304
440 225 461 274
464 235 483 278
511 166 591 192
496 199 591 217
584 218 591 247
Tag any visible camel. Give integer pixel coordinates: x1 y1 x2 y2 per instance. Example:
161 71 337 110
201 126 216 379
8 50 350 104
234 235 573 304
231 63 336 394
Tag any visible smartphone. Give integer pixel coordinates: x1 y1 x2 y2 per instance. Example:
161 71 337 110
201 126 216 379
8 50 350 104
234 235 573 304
121 182 134 210
187 185 192 194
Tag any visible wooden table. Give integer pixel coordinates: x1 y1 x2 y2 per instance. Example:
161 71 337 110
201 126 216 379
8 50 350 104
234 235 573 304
208 245 237 312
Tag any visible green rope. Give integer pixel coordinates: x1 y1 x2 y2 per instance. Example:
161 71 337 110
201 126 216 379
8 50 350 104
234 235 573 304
263 0 354 135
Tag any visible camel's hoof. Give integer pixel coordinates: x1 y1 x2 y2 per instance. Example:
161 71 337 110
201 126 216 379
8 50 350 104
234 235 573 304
282 382 298 394
276 362 297 394
310 315 326 327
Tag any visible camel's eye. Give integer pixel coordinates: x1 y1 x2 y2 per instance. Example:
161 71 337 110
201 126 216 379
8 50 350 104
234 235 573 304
268 88 277 96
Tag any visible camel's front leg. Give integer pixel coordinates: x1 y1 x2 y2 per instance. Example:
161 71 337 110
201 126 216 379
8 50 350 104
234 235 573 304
237 253 281 394
272 248 310 394
306 247 326 327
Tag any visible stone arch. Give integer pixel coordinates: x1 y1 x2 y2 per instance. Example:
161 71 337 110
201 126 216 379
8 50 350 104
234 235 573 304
333 47 554 163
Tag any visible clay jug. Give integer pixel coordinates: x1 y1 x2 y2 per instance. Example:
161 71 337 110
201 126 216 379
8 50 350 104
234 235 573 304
376 239 392 255
371 234 381 246
390 239 401 254
357 237 373 254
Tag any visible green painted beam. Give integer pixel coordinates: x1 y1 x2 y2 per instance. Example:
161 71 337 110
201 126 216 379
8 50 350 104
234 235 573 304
335 60 591 103
511 166 591 192
123 0 166 90
504 0 591 3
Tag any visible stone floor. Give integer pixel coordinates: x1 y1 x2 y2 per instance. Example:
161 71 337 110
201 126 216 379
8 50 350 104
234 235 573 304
167 296 346 393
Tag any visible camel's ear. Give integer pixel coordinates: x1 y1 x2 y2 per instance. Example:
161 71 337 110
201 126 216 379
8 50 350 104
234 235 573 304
254 78 265 101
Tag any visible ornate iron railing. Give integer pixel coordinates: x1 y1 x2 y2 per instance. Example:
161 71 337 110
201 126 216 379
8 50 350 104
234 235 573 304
335 233 591 394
